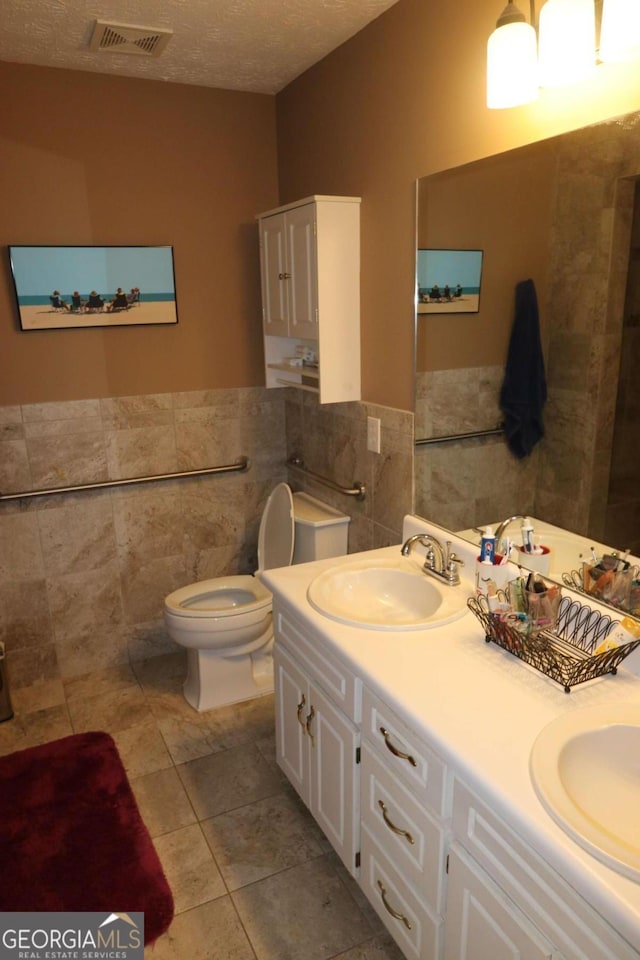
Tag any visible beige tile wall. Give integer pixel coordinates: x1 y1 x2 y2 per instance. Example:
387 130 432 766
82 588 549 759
0 388 414 689
538 114 640 539
284 391 414 553
414 366 537 531
0 388 287 689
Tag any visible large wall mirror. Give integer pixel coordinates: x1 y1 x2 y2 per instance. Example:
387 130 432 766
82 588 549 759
414 108 640 611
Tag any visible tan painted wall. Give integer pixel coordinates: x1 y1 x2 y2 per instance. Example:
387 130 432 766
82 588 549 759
276 0 640 410
3 0 640 411
415 141 557 372
0 61 278 405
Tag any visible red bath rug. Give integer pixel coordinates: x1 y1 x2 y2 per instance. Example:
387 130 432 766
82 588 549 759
0 731 174 945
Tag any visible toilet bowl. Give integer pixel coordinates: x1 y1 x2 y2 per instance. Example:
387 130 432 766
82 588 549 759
164 483 350 712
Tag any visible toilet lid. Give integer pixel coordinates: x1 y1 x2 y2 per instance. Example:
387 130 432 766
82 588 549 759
257 482 294 571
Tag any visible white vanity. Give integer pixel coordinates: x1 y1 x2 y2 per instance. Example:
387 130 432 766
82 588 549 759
261 515 640 960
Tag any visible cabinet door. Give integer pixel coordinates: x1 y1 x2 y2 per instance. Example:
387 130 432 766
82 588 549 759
260 212 289 336
274 644 310 804
307 680 359 875
445 844 560 960
286 202 318 341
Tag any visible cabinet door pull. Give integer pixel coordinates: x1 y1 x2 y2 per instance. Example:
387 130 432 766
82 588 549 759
379 726 417 767
377 800 415 845
278 272 292 280
297 694 307 732
306 705 316 746
376 880 412 930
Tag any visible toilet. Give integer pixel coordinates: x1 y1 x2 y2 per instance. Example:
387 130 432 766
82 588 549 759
164 483 350 711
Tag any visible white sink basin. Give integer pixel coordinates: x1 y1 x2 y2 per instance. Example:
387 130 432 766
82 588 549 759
307 557 470 630
530 704 640 881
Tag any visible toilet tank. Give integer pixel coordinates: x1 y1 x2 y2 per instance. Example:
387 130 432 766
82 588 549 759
292 492 350 564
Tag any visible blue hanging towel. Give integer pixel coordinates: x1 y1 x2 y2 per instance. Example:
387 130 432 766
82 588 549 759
499 278 547 459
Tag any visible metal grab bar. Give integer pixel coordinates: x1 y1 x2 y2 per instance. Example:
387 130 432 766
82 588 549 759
415 424 504 447
287 457 366 501
0 457 250 502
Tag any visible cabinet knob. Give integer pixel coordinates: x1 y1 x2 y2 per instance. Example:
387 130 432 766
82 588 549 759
278 272 292 280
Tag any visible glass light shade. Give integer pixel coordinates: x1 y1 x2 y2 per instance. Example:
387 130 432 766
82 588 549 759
600 0 640 62
538 0 596 86
487 21 539 109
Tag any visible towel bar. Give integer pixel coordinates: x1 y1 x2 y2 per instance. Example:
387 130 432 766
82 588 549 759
0 457 250 502
415 424 504 447
287 457 366 501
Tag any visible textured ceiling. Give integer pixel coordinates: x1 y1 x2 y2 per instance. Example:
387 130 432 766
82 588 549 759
0 0 400 94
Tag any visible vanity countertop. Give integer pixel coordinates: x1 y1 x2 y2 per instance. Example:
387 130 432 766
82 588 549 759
261 520 640 954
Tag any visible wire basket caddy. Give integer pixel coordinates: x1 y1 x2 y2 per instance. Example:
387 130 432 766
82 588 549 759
467 594 640 692
561 567 640 618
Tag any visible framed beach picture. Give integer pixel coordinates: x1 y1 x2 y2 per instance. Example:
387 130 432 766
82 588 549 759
8 245 179 330
417 248 483 315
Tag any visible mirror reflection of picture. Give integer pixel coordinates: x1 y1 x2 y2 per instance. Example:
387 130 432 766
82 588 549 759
417 248 483 314
8 245 178 330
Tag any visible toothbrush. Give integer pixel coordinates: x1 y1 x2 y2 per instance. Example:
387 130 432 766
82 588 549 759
617 549 630 573
500 540 512 565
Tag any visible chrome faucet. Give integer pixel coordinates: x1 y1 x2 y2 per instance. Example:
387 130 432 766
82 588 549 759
493 515 528 551
401 533 464 586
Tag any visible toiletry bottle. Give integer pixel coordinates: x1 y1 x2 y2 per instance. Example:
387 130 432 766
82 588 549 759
521 517 534 553
480 526 496 564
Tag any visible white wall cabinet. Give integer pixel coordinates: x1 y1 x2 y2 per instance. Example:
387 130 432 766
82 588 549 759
259 201 318 340
273 609 360 875
257 195 361 403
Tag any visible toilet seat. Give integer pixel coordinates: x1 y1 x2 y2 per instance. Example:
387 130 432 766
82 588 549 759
165 575 271 620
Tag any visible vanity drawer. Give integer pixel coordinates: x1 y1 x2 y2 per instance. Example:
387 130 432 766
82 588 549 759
360 824 443 960
452 777 638 960
274 602 360 721
362 686 449 817
361 741 447 916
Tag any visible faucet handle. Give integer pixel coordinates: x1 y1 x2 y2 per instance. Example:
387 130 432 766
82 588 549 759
444 541 464 584
424 545 437 570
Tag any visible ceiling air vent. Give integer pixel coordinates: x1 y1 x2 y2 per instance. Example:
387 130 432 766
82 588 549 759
89 20 173 58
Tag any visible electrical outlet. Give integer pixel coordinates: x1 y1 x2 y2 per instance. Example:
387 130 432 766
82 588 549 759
367 416 381 453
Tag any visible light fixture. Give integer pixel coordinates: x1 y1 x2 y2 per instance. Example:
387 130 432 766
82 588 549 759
600 0 640 62
487 0 640 109
538 0 596 86
487 1 539 109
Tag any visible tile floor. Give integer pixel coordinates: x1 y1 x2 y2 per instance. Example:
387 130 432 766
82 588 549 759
0 653 405 960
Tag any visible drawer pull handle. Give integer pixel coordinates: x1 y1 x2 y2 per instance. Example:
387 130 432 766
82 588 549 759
379 726 417 767
376 880 412 930
297 694 307 731
278 272 292 280
378 800 415 845
306 705 316 746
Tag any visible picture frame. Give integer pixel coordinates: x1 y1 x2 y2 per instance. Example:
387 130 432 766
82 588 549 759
8 245 179 330
417 248 483 315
